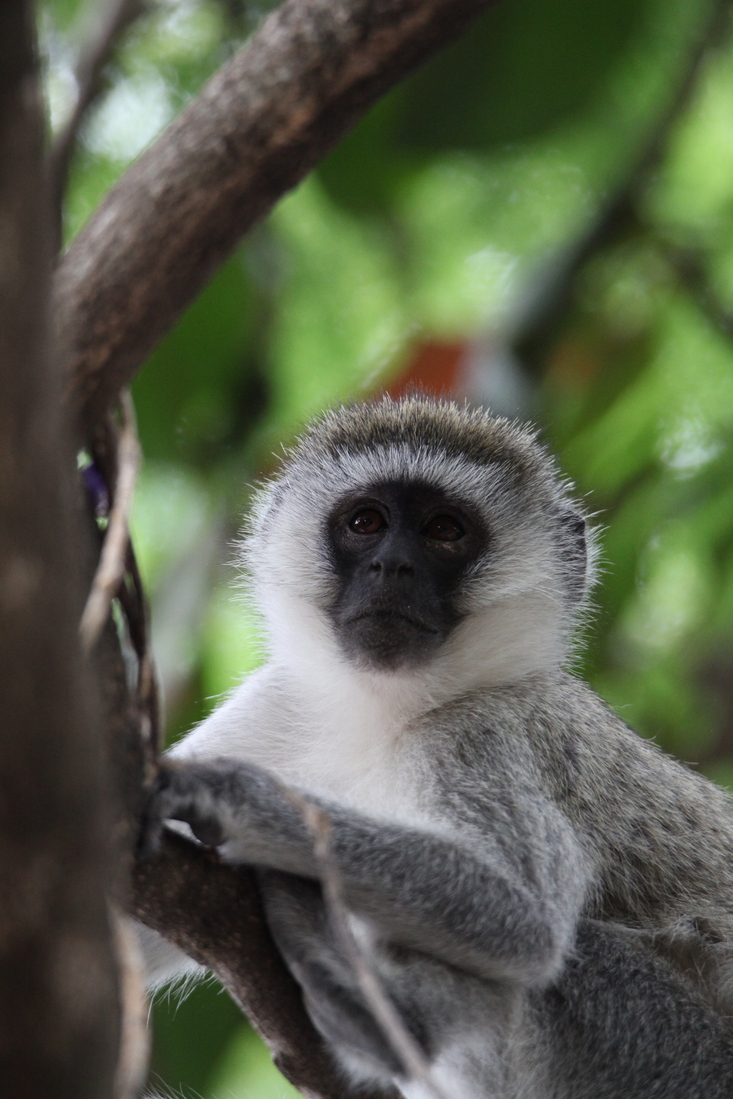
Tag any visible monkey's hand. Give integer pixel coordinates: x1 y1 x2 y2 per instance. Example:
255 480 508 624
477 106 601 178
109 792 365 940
141 759 234 855
140 757 306 860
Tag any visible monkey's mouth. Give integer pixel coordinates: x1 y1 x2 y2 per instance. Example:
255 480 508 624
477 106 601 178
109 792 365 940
336 608 446 670
348 609 440 635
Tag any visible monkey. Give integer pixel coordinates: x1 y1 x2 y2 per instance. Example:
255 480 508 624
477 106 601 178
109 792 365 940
143 396 733 1098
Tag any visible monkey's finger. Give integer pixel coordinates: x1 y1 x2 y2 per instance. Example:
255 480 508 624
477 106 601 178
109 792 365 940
136 808 165 861
136 764 189 859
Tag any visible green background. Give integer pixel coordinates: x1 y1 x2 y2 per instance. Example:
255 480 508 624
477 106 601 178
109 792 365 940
42 0 733 1093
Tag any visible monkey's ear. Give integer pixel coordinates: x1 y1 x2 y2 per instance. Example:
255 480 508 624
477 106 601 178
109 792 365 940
560 510 587 604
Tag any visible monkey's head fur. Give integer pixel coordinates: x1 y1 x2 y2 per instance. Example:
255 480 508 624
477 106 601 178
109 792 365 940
243 397 597 695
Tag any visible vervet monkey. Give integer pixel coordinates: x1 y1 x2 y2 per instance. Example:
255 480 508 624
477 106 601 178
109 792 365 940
144 397 733 1098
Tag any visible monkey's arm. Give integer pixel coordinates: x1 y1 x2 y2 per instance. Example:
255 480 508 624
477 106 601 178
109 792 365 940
146 757 589 985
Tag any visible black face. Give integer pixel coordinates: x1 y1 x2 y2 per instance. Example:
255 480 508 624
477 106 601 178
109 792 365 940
327 480 485 669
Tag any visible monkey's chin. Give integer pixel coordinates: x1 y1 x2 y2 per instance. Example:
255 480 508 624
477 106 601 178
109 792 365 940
339 612 443 672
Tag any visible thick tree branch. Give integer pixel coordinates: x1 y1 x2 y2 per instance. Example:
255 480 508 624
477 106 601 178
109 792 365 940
55 0 498 436
0 3 120 1095
131 833 397 1099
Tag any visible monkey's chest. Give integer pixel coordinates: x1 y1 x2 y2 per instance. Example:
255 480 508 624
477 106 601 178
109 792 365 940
242 717 429 824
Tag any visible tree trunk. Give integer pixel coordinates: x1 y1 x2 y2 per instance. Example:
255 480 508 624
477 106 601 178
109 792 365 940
0 5 120 1096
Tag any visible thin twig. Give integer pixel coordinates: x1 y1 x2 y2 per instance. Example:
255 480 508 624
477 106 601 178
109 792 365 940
286 789 451 1099
109 903 150 1099
49 0 146 232
119 540 161 770
80 390 141 651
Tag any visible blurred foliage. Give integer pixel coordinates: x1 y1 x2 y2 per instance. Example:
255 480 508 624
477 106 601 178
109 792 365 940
39 0 733 1093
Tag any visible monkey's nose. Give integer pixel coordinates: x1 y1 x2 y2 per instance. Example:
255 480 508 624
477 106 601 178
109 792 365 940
369 553 414 577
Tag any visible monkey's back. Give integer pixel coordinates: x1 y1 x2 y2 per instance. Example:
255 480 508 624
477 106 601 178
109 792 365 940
530 918 733 1099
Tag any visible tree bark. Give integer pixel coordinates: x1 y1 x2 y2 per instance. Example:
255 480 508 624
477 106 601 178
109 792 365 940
0 4 120 1097
55 0 498 437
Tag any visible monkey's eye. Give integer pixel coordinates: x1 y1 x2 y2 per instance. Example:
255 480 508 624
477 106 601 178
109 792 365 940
349 508 387 534
423 514 465 542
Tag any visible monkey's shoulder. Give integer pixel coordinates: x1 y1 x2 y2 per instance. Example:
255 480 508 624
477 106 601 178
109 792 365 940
428 672 726 794
424 672 733 923
422 671 733 845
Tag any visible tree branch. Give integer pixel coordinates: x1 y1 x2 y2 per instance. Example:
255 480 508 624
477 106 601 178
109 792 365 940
80 391 141 652
514 0 732 366
54 0 498 437
130 833 397 1099
49 0 146 229
110 904 150 1099
661 238 733 340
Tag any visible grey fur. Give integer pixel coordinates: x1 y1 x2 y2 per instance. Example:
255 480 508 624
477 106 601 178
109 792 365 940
145 397 733 1098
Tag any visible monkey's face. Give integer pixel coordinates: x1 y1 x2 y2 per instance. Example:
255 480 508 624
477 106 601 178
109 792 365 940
326 479 485 670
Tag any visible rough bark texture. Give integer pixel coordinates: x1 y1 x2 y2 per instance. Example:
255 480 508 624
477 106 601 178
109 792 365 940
131 833 397 1099
0 4 120 1096
55 0 497 436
